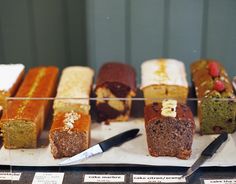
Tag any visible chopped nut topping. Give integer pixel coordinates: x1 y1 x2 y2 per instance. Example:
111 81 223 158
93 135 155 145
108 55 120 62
63 111 81 130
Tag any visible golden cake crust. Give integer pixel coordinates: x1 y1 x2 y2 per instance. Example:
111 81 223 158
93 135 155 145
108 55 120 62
53 66 94 114
49 111 91 158
1 66 59 148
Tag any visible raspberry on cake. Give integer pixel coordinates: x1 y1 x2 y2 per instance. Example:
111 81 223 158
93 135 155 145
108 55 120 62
144 99 195 159
191 59 236 134
95 62 136 122
141 59 188 105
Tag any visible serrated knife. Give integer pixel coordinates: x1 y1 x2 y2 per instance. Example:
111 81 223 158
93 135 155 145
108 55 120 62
182 132 228 178
59 128 140 165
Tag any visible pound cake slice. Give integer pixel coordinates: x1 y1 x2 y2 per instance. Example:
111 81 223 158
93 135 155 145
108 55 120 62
95 62 136 122
191 59 236 134
141 59 188 105
53 66 94 115
1 66 58 148
0 64 25 110
144 100 195 159
49 111 91 158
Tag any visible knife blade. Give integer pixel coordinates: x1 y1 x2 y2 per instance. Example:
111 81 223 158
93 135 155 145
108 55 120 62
182 132 228 178
59 128 140 165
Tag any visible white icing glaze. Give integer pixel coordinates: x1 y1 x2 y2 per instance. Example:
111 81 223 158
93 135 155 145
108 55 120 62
140 59 188 89
55 66 94 105
0 64 24 91
161 99 177 117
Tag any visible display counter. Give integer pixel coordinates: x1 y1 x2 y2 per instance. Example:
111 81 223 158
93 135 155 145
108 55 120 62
0 96 235 183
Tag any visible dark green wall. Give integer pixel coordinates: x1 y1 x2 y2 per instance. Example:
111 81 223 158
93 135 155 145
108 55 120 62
0 0 87 69
0 0 236 82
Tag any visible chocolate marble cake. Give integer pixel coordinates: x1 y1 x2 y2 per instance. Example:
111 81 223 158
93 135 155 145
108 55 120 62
95 62 136 122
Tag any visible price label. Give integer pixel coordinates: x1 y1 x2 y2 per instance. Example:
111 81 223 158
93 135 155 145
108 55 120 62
203 179 236 184
84 174 125 183
32 172 64 184
0 172 21 181
133 174 186 183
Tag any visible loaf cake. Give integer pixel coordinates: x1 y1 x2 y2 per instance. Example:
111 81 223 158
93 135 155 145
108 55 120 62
141 59 188 105
191 59 236 134
144 100 195 159
0 64 25 110
49 111 91 158
95 62 136 122
53 66 94 115
1 66 58 148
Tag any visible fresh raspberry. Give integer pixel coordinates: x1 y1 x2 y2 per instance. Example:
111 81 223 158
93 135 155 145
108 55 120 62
208 61 220 77
208 61 218 68
213 80 225 92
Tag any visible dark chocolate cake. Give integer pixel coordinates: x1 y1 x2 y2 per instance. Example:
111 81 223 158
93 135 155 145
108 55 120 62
144 100 195 159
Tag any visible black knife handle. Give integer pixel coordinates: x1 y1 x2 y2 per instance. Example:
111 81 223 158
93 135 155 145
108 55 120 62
99 129 139 152
201 132 228 157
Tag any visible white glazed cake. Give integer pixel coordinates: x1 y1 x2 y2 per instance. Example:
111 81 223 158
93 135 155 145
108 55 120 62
141 59 188 105
0 64 25 109
53 66 94 114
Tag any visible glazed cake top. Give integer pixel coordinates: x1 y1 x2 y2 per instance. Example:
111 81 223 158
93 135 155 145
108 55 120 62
141 59 188 89
0 64 24 91
50 111 90 131
96 62 136 92
55 66 94 104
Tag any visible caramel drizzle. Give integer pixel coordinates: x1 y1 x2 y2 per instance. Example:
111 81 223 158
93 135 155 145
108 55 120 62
16 68 46 117
154 59 169 82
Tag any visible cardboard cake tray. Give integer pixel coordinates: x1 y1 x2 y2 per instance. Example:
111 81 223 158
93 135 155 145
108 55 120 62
0 118 235 167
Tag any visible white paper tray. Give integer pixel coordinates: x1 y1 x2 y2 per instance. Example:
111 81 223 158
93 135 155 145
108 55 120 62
0 118 235 167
